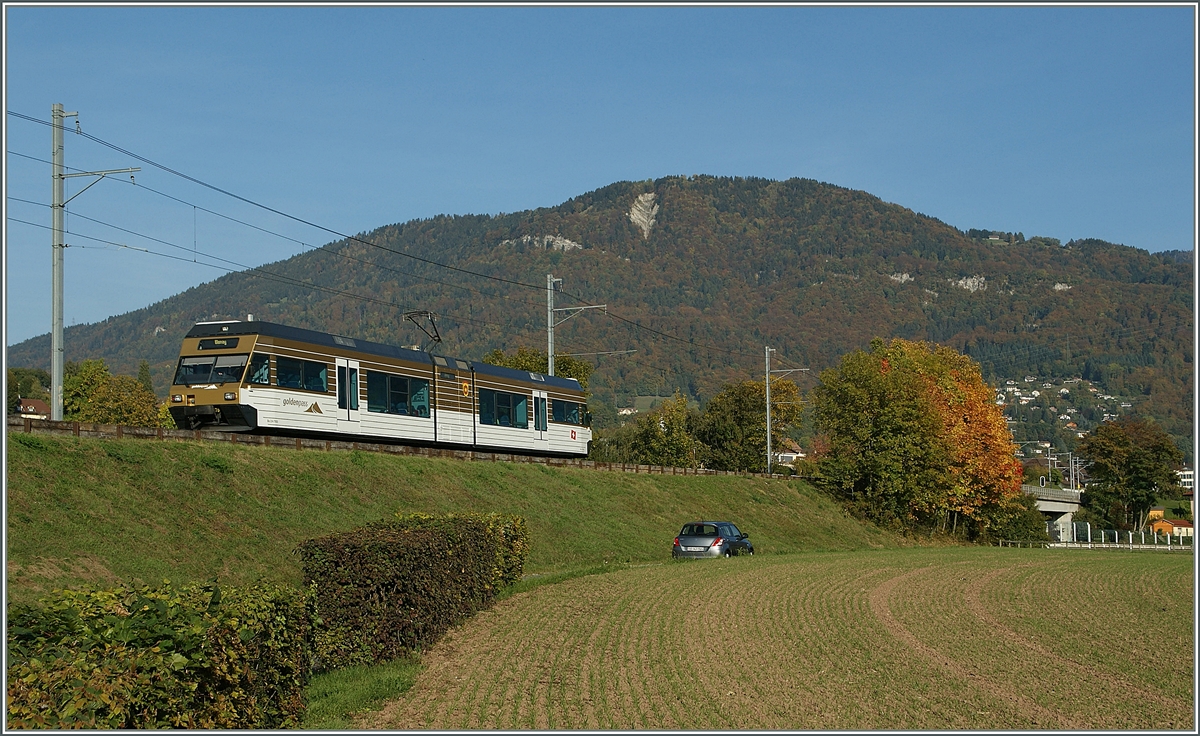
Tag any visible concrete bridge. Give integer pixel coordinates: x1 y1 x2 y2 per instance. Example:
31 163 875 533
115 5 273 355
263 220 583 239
1022 484 1081 541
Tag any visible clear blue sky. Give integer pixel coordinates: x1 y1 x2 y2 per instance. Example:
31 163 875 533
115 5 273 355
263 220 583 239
4 4 1195 347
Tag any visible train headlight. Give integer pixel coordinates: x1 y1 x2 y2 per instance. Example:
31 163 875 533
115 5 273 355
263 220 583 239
171 395 183 403
224 392 236 401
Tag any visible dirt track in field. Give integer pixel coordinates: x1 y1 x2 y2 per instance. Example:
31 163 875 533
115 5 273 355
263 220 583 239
358 550 1194 730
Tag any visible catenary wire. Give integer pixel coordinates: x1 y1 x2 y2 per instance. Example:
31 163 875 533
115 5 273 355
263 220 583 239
5 213 536 337
7 113 783 366
8 110 546 291
6 149 549 311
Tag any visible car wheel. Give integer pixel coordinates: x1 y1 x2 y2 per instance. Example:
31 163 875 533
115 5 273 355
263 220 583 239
723 548 732 558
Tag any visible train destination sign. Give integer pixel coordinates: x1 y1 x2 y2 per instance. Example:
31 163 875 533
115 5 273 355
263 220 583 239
198 338 240 350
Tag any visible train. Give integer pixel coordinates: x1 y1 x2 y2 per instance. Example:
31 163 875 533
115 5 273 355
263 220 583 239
168 320 592 457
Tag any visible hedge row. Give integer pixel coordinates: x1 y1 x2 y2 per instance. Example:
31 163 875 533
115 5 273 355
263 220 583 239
6 512 528 728
6 582 311 729
297 513 529 672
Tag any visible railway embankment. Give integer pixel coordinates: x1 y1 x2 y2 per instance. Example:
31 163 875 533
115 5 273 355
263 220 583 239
6 428 908 605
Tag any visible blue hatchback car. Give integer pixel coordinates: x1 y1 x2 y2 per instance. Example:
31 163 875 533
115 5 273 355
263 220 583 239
672 521 753 559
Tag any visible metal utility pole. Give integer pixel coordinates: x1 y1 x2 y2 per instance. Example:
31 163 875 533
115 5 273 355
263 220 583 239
765 346 772 475
764 345 808 475
546 273 604 376
547 274 560 375
48 104 138 420
50 104 75 420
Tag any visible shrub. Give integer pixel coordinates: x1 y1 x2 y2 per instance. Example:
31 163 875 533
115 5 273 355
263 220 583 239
297 513 527 672
5 581 311 729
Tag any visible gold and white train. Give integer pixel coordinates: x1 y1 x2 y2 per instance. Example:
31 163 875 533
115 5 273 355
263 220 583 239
168 320 591 457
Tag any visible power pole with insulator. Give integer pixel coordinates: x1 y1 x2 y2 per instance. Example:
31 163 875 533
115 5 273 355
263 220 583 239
48 104 138 420
546 273 604 376
764 345 808 475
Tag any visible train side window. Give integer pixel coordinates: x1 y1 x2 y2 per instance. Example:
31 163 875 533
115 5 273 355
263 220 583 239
247 353 271 385
514 393 527 428
275 357 326 391
552 399 582 425
276 357 302 389
409 378 430 417
479 388 528 429
303 361 328 392
388 375 410 414
367 371 388 413
366 370 431 418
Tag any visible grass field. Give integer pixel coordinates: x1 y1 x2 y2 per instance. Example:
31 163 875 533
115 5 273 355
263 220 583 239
358 548 1194 731
15 432 1183 730
5 432 903 605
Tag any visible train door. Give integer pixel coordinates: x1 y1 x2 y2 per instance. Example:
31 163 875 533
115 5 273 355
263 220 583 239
335 357 360 433
533 390 549 453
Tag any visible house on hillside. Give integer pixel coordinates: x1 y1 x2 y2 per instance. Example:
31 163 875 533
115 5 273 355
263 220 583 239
1150 518 1193 539
775 439 806 469
16 398 49 419
1148 507 1167 522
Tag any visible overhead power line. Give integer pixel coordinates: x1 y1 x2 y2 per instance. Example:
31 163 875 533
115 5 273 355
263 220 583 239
8 110 545 291
5 174 548 314
5 212 536 338
9 114 801 369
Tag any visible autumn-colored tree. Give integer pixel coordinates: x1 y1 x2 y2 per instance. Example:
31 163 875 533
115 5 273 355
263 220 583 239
481 346 594 392
1077 417 1183 530
811 338 1023 534
919 341 1025 529
695 379 801 472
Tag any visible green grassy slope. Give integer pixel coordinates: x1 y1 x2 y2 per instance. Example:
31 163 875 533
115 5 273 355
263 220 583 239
5 432 904 605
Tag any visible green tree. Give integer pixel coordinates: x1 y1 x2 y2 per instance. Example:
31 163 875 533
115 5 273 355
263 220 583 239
481 347 594 392
1077 417 1183 530
629 391 704 468
6 369 19 414
63 360 112 420
695 379 801 472
10 367 51 400
62 359 162 427
137 360 155 396
977 492 1049 543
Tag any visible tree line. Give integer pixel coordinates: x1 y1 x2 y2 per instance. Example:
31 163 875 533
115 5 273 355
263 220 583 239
7 360 170 427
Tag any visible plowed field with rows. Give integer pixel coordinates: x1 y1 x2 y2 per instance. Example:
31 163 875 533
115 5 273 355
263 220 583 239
360 548 1193 730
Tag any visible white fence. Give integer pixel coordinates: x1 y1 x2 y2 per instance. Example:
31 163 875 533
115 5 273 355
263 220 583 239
1002 523 1194 552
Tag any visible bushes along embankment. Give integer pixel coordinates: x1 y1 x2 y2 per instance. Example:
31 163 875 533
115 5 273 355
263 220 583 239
6 582 311 729
6 513 529 729
298 513 528 671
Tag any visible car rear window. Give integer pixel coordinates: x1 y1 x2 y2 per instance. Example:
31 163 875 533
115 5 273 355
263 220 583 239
680 523 719 536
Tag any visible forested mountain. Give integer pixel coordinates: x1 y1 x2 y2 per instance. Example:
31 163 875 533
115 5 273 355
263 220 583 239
6 175 1192 457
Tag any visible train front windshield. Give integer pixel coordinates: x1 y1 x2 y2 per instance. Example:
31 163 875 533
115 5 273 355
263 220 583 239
173 354 249 385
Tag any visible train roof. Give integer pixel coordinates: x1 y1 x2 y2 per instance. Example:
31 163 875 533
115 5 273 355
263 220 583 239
184 320 584 391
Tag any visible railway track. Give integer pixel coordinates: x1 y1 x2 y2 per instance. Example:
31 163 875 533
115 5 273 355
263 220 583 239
6 415 780 479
